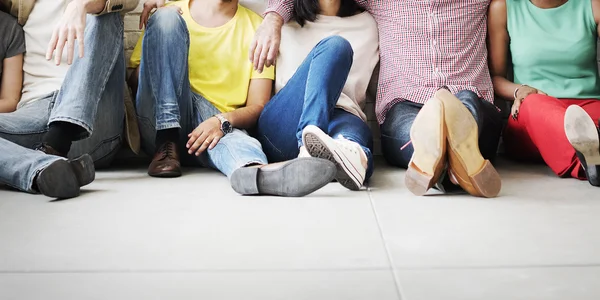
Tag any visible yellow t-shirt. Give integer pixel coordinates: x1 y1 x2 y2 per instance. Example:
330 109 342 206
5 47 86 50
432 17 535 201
130 1 274 113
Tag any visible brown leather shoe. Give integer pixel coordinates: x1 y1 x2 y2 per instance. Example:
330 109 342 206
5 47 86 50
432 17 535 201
148 142 182 178
404 96 447 196
435 89 501 198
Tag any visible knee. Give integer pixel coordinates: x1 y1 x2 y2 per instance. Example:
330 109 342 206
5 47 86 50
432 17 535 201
316 36 354 60
454 90 480 105
519 93 552 115
146 9 187 37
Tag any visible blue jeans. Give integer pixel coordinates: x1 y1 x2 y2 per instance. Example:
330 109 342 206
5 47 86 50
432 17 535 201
0 12 126 193
256 36 374 181
381 90 503 168
135 9 267 178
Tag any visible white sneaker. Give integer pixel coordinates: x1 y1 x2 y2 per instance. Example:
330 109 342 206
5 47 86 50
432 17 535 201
298 146 311 158
302 125 367 190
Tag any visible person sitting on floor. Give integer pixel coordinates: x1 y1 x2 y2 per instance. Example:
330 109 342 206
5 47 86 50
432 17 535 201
129 0 336 197
254 0 379 192
253 0 503 198
0 0 139 199
489 0 600 187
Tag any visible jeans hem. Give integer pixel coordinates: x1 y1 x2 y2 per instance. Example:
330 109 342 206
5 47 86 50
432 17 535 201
48 116 93 140
156 123 182 131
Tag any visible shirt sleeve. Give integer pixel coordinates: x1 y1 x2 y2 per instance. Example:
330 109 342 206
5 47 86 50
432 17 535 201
5 19 25 58
264 0 293 22
128 31 143 69
251 65 275 80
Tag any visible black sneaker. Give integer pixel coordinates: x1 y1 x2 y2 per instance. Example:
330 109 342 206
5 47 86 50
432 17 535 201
564 105 600 187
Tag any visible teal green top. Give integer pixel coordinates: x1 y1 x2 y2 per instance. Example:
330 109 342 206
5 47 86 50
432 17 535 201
507 0 600 99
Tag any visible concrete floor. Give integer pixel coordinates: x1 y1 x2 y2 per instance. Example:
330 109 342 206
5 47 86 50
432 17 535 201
1 158 599 300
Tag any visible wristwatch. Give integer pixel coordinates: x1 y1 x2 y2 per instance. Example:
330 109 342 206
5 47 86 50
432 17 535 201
215 114 233 135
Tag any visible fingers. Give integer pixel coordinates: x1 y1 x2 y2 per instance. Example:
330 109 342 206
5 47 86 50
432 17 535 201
249 39 258 62
256 42 270 73
190 132 209 155
511 101 521 120
208 135 221 150
54 27 68 65
77 25 85 58
538 90 547 96
265 39 279 68
140 4 153 29
67 27 75 65
196 137 213 155
186 129 203 151
253 43 263 72
46 28 59 61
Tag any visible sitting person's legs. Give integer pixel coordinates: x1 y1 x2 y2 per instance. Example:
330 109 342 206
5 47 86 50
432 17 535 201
506 94 600 185
135 9 194 177
0 137 94 198
0 12 125 162
137 9 334 197
257 36 367 190
381 90 502 197
380 100 421 169
0 12 127 198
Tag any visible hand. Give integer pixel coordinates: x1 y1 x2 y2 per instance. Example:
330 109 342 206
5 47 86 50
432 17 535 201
512 85 547 120
249 13 283 73
46 1 87 65
186 117 224 156
140 0 181 29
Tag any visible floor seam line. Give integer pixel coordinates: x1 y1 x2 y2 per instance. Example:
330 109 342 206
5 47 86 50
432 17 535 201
366 185 405 300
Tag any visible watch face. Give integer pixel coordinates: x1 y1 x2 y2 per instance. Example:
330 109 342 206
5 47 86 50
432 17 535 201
222 121 233 134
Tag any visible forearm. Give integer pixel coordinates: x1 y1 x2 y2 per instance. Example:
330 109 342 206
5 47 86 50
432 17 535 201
222 105 264 130
492 75 520 102
0 99 18 113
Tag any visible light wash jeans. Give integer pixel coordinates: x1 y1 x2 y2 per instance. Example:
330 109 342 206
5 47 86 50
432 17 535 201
256 36 374 182
135 9 267 178
0 12 126 193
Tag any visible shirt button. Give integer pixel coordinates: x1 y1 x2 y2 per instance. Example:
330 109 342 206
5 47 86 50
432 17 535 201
432 40 437 46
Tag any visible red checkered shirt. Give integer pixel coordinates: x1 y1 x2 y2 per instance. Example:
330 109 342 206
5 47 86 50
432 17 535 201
266 0 495 124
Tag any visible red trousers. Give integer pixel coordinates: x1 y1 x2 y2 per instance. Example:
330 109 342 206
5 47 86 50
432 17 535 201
504 95 600 179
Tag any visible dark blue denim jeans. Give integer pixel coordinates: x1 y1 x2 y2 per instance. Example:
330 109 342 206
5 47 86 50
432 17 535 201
381 90 503 168
256 36 374 181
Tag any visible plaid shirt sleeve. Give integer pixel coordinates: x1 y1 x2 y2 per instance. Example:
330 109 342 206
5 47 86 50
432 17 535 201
265 0 293 22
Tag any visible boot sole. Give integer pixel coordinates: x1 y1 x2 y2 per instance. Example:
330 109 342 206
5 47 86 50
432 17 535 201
69 154 95 187
230 158 336 197
405 97 447 196
303 126 364 191
436 90 501 198
565 105 600 165
36 160 80 199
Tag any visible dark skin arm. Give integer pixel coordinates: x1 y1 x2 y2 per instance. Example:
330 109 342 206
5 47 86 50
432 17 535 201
593 0 600 35
0 54 23 113
488 0 546 120
186 79 273 155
